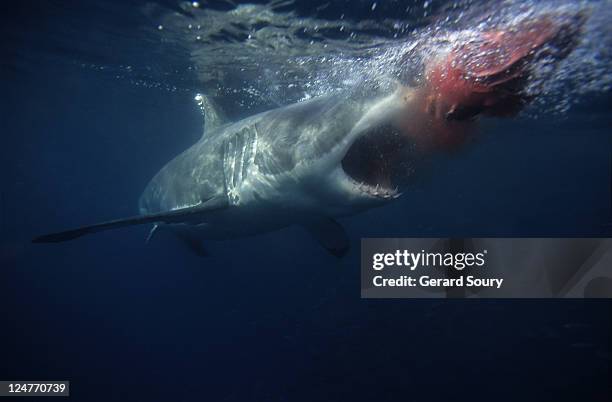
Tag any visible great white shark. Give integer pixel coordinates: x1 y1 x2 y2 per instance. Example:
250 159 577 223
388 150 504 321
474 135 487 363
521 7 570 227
33 14 583 256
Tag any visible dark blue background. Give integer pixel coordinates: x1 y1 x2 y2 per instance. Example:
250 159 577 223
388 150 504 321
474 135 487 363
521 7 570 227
1 1 611 401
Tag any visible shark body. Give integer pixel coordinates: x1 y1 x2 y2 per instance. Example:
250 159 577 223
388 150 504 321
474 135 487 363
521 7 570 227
138 84 408 255
36 82 410 255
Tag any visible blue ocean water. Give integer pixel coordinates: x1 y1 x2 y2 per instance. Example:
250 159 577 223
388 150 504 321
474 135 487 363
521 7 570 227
1 1 611 401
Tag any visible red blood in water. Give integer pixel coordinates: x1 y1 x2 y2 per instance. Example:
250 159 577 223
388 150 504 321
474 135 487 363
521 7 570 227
403 14 583 151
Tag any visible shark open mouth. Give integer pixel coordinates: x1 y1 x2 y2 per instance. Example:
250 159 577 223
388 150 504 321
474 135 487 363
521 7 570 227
341 123 408 199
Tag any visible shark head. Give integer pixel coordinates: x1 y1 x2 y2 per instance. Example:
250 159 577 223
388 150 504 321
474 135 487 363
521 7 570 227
321 88 413 213
251 83 418 217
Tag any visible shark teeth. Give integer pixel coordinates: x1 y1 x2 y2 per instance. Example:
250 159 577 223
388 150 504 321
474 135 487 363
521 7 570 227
353 180 401 199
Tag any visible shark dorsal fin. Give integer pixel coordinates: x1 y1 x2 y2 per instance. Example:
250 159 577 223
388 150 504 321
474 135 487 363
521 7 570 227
195 93 227 135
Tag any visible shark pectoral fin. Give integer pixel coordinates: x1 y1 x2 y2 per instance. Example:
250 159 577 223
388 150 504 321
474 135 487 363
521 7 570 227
303 218 350 258
32 194 228 244
174 230 208 257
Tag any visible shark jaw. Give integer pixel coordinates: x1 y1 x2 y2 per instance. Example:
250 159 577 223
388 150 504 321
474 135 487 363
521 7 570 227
340 121 406 201
329 88 415 204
